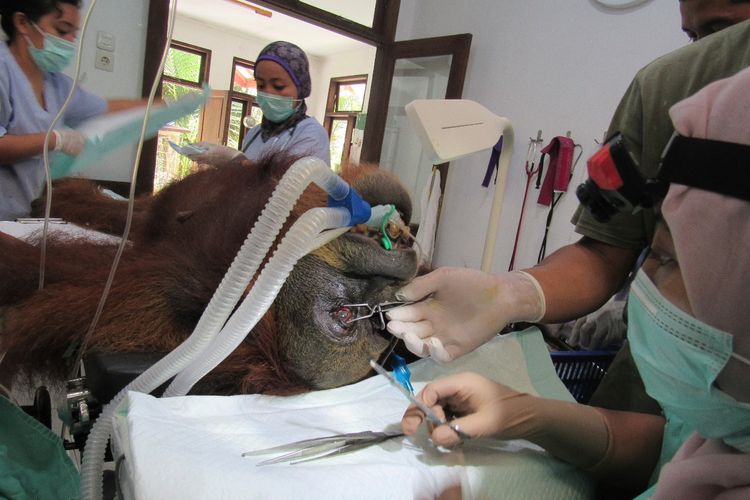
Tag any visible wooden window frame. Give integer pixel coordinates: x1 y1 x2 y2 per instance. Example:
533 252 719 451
324 75 368 167
163 40 211 89
224 57 257 146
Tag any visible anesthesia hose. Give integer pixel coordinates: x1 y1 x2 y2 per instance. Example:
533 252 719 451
80 157 361 500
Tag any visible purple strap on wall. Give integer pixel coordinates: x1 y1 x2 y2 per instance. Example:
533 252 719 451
481 136 504 187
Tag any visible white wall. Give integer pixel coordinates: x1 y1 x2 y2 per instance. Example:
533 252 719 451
395 0 687 272
69 0 150 182
313 45 378 119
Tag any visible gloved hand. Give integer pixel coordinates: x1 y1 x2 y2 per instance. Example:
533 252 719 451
185 141 243 165
401 372 611 470
386 268 546 362
53 129 86 156
567 299 626 351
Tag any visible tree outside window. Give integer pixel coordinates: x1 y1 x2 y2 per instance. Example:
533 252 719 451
155 42 210 191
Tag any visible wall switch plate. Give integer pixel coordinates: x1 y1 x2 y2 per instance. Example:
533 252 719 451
96 31 115 51
95 50 114 72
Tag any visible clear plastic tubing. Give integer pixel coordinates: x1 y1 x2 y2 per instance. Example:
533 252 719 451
165 207 350 396
79 156 353 500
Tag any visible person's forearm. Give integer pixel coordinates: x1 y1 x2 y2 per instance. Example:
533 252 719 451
0 133 56 163
524 237 639 322
527 398 663 491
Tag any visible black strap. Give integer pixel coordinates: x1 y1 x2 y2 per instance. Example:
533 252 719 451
660 135 750 202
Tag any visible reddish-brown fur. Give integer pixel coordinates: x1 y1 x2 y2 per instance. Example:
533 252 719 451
1 155 398 395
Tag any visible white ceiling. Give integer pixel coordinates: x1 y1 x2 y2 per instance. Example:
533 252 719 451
175 0 373 56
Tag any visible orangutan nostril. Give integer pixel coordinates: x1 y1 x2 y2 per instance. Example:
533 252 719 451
335 307 354 324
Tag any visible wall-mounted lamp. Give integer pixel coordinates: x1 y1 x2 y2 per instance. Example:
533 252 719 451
405 99 514 272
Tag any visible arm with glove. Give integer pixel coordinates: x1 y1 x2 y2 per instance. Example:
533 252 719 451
401 372 664 492
0 128 86 163
386 237 639 362
567 298 627 351
183 141 244 166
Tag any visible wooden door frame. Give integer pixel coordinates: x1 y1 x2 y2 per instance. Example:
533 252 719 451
360 33 472 180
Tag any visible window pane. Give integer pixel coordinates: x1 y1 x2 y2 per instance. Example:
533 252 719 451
329 119 348 172
336 82 366 112
233 64 256 95
227 100 246 150
164 47 202 83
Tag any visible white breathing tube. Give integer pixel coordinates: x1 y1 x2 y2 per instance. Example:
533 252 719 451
79 156 369 500
164 209 350 397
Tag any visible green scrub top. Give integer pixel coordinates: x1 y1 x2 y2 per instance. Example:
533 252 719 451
0 396 79 500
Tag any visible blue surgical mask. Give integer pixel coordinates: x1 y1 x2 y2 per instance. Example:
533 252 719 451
255 91 299 123
628 269 750 453
25 23 76 73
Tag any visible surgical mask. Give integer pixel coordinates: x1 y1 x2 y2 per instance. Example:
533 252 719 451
256 91 299 123
628 269 750 453
25 23 76 73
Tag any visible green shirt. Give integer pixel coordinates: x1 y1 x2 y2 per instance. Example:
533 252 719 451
572 19 750 249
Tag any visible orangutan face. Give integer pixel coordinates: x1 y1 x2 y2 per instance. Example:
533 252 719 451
275 171 418 389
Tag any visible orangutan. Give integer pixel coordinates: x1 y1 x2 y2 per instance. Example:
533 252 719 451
0 154 418 396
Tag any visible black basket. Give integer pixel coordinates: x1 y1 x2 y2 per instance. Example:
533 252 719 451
550 350 616 404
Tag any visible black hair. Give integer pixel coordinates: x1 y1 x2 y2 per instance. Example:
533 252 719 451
0 0 81 41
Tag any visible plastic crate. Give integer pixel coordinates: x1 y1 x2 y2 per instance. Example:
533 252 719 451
550 350 616 404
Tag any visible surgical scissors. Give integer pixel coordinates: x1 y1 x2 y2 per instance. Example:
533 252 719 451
242 430 404 465
342 301 415 330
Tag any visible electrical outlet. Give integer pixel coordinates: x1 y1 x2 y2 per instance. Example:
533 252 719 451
94 50 114 72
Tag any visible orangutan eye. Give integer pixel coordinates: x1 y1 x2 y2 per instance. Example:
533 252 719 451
334 307 354 324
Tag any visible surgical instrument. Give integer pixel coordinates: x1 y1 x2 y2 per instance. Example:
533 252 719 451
342 300 415 330
369 359 446 427
243 430 404 465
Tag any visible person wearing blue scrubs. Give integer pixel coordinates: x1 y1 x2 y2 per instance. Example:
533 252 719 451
188 41 330 166
240 41 330 164
0 0 146 221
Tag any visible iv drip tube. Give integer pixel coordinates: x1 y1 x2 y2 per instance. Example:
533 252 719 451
80 156 354 500
165 208 350 396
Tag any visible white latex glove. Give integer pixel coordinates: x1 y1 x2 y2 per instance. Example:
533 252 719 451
53 129 86 156
386 268 545 362
401 372 610 470
568 300 626 351
185 141 243 165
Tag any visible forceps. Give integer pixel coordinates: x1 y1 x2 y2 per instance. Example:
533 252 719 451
242 430 404 465
342 301 415 330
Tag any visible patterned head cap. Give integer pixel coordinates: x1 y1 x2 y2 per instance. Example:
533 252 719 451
256 41 311 99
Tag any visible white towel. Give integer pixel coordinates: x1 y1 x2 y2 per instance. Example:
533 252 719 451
415 168 441 266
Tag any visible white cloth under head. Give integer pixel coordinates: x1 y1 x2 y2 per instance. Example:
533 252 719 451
112 328 593 500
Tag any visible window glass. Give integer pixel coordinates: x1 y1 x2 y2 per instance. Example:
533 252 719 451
336 82 366 112
227 100 246 150
156 44 209 191
329 119 348 172
232 63 256 95
163 47 203 83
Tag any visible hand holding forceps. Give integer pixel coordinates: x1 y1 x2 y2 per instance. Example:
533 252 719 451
342 300 416 330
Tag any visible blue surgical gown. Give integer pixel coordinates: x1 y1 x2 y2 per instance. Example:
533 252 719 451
241 116 330 165
0 43 107 221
